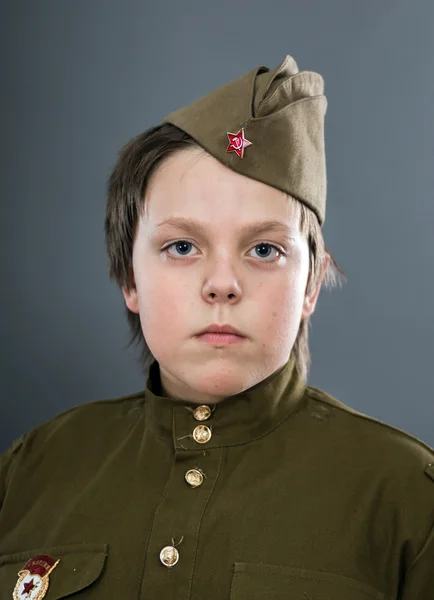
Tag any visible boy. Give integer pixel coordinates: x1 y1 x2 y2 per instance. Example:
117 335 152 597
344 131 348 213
1 55 433 600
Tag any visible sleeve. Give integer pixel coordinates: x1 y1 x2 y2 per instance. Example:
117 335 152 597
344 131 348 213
399 521 434 600
0 434 26 511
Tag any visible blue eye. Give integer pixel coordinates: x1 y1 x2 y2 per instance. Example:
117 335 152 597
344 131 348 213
169 241 197 257
163 240 283 261
253 243 278 259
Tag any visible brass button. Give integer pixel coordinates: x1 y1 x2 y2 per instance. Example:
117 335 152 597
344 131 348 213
185 469 204 487
193 424 212 444
193 405 212 421
160 546 179 567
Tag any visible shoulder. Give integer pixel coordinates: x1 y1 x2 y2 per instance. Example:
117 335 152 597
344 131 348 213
33 389 146 440
305 384 434 486
303 385 434 561
0 390 147 474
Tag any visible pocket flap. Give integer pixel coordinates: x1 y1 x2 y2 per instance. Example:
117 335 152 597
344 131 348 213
231 562 385 599
0 543 108 599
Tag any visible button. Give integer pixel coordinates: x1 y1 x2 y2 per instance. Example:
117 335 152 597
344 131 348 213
193 425 212 444
160 546 179 567
193 405 212 421
185 469 204 487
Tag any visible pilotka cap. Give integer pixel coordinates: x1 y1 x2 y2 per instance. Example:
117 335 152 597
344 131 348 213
162 55 328 226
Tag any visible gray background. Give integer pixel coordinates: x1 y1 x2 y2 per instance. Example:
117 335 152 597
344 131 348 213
1 0 433 453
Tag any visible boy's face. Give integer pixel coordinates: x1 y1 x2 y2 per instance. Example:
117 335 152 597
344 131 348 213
123 148 326 404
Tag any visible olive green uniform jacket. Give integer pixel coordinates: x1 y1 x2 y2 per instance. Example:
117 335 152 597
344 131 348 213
1 354 433 599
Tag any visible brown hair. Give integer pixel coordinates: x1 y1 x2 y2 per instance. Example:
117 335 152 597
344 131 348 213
105 123 345 382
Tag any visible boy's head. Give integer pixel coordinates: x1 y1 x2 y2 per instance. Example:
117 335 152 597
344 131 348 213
104 56 345 400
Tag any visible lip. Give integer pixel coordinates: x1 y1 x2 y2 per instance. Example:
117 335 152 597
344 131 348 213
196 332 246 345
197 323 245 336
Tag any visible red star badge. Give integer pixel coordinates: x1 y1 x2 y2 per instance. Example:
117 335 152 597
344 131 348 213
226 128 252 159
23 579 36 595
14 555 60 600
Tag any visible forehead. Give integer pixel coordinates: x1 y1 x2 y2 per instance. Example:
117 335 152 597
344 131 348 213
142 148 301 231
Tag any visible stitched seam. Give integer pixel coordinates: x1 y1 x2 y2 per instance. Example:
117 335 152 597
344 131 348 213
260 73 300 106
250 94 325 123
305 388 434 456
13 394 146 442
0 435 27 508
187 447 224 599
233 571 385 599
135 452 177 599
404 518 434 578
261 71 322 108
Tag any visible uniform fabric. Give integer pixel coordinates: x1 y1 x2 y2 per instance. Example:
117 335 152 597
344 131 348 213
163 55 328 226
1 353 433 599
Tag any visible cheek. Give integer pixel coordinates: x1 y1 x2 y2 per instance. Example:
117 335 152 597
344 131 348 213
135 266 192 337
262 276 305 334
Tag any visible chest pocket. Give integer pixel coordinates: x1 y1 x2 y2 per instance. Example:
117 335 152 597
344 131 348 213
0 543 107 599
230 563 386 600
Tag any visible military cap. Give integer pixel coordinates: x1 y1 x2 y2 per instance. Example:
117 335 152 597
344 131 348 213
163 55 328 226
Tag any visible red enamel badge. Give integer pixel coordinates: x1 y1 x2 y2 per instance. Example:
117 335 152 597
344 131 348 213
226 128 252 159
13 555 60 600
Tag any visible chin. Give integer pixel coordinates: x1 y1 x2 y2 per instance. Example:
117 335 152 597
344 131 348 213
191 367 248 396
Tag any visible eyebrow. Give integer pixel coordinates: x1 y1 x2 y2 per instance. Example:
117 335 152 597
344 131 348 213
155 217 296 237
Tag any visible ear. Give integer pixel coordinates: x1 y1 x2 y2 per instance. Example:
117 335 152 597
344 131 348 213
301 254 330 320
121 266 140 314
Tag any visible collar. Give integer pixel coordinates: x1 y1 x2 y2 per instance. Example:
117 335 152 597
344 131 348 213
144 353 307 449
